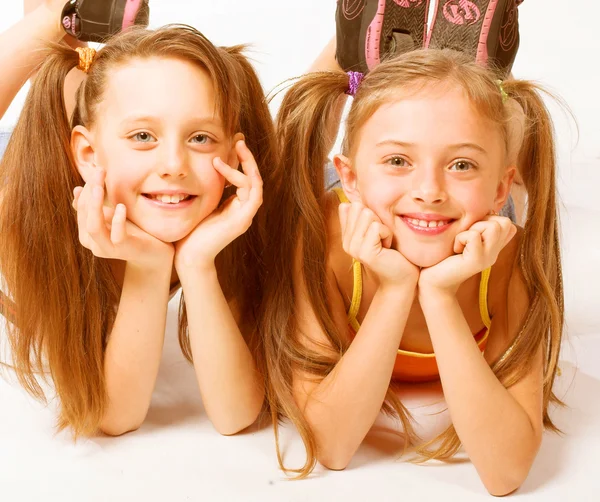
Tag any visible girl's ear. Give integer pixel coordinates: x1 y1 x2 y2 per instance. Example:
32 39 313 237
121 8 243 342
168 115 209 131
494 165 516 212
227 132 245 168
71 125 97 182
333 154 361 202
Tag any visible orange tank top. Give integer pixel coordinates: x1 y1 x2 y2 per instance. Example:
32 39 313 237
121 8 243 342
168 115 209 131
334 188 492 383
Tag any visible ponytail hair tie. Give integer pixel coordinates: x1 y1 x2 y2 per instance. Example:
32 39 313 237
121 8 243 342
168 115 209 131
496 80 509 104
346 71 364 97
75 47 97 73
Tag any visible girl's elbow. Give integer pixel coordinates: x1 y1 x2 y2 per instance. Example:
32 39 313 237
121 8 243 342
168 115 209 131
483 455 538 496
319 454 352 471
214 416 255 436
317 443 356 471
485 476 525 497
99 419 143 437
99 409 147 437
213 403 263 436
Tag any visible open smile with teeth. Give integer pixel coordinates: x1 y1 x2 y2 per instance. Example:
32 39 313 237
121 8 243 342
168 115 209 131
145 194 193 204
405 218 452 228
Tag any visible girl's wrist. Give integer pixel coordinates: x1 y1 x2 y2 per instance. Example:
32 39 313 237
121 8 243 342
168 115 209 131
124 258 173 286
377 279 418 301
418 286 457 309
129 246 175 274
175 257 217 276
177 262 219 292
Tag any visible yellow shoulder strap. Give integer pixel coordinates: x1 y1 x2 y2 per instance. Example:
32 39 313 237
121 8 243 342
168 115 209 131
332 187 349 204
348 260 363 332
479 267 492 329
332 188 363 331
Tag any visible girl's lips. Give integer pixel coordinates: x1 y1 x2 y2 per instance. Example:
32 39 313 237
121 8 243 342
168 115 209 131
400 215 455 236
141 194 197 210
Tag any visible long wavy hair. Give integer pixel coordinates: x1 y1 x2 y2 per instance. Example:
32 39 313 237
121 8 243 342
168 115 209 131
0 25 276 436
262 49 563 477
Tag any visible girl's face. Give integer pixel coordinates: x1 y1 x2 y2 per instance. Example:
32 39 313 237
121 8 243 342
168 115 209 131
337 85 514 268
74 57 239 243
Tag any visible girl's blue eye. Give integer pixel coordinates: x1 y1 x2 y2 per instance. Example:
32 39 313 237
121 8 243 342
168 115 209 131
387 156 408 168
191 134 210 144
132 132 154 143
449 160 473 172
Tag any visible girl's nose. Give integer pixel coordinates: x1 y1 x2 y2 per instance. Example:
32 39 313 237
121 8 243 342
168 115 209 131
410 166 447 205
159 141 189 179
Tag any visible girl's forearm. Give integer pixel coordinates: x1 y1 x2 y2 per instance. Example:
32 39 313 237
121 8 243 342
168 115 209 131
0 3 65 119
303 284 416 470
420 291 541 496
179 265 264 436
99 261 172 436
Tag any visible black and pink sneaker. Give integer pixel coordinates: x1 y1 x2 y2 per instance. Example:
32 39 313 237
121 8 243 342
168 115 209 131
426 0 522 77
335 0 431 73
61 0 150 43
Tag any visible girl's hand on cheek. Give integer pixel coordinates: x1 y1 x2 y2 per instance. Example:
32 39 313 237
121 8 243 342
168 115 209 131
339 202 419 290
174 140 262 272
418 216 517 297
73 169 174 270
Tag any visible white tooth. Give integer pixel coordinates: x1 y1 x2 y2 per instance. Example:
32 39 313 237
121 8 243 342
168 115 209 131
428 221 437 228
418 220 428 228
170 195 179 204
437 221 446 227
160 194 171 203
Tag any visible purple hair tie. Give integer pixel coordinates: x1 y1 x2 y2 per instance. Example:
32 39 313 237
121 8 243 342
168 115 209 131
346 71 364 97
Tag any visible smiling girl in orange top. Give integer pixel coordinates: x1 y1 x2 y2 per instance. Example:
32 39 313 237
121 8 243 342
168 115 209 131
262 48 563 496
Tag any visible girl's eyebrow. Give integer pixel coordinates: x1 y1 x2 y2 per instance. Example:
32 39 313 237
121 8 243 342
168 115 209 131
120 115 223 128
375 139 488 156
446 142 488 155
375 139 414 148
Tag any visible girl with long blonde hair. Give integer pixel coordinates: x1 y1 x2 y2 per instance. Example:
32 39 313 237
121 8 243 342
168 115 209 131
262 49 563 495
0 24 275 438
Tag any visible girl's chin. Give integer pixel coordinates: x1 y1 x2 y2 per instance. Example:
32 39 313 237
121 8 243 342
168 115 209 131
142 226 195 244
397 246 453 269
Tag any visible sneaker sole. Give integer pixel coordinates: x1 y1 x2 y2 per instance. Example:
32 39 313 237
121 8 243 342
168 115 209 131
426 0 520 75
336 0 429 73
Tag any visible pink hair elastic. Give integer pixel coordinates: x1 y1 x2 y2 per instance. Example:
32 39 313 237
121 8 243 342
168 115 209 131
346 71 364 97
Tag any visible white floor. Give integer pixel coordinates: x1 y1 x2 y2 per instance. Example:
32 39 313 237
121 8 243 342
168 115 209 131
1 1 600 500
1 286 600 501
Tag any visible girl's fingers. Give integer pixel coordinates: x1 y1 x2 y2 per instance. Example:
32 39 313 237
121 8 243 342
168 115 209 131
72 186 83 209
338 203 350 237
110 204 127 244
381 224 393 249
363 221 389 256
343 202 363 252
236 140 260 178
349 208 377 257
454 230 482 255
86 183 111 249
470 217 515 253
242 155 263 213
76 197 89 246
213 156 248 191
